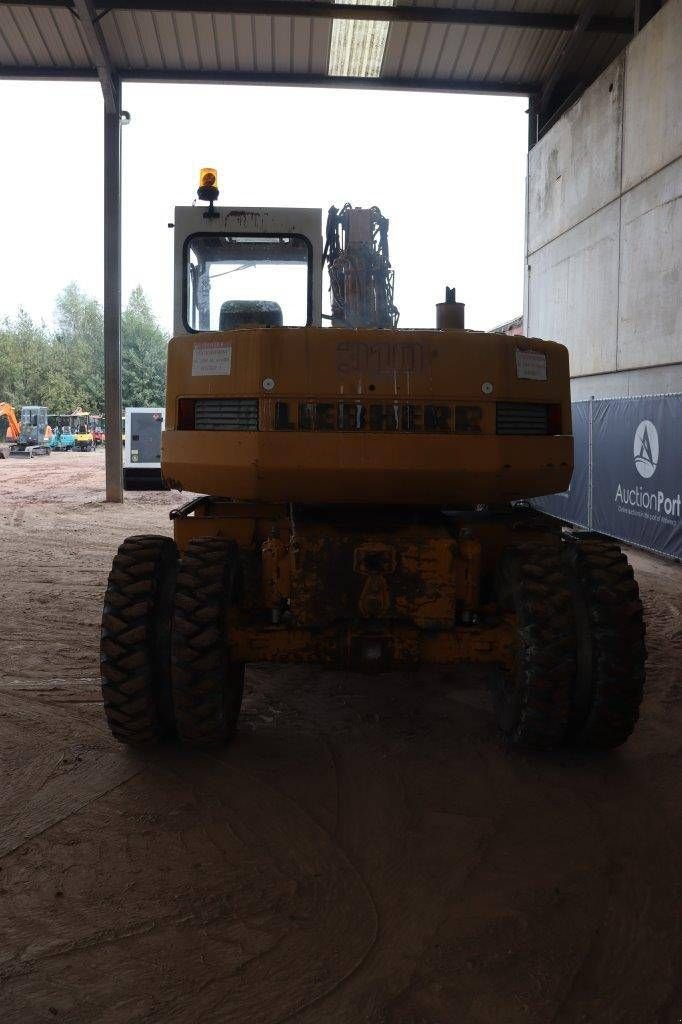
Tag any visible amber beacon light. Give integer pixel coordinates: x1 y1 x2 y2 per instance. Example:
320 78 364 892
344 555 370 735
197 167 219 203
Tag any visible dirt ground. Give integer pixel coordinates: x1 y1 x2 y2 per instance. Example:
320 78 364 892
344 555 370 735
1 450 681 1024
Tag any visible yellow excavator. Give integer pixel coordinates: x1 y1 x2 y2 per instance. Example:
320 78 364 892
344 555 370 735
100 170 645 751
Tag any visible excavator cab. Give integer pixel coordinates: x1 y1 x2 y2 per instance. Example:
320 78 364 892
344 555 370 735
99 177 646 755
176 207 322 333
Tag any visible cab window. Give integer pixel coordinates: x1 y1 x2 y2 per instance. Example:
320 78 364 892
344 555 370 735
185 233 311 331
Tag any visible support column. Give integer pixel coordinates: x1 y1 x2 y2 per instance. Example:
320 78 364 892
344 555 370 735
104 76 123 502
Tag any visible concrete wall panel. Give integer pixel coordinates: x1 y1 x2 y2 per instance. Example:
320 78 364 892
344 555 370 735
571 363 682 400
527 58 623 255
526 0 682 397
618 157 682 369
622 0 682 191
528 202 620 377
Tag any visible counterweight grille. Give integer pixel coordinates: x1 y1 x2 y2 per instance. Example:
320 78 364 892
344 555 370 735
194 399 259 431
496 402 550 435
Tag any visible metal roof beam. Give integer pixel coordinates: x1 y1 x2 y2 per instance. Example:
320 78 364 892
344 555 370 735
71 0 119 111
0 65 540 96
540 0 604 111
7 1 634 35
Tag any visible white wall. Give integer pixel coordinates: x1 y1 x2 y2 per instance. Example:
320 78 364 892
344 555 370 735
525 0 682 399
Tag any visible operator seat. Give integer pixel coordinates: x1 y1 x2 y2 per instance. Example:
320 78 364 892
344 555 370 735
219 300 283 330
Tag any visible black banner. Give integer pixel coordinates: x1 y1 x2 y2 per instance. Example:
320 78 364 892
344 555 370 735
591 395 681 558
534 400 590 530
534 394 682 560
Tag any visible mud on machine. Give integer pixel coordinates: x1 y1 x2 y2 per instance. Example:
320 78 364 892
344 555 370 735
100 170 645 750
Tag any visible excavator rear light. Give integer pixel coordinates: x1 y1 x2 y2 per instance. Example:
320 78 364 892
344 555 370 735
548 403 562 435
454 405 483 434
177 398 196 430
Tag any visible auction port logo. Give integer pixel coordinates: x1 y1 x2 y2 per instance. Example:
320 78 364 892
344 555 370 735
633 419 659 479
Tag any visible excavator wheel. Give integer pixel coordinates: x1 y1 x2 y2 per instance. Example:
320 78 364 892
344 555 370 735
171 538 245 747
564 535 646 749
495 541 576 749
100 535 178 745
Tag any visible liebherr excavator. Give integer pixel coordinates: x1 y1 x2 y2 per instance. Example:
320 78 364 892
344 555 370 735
100 170 645 751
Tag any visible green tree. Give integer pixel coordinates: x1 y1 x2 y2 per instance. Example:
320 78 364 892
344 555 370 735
0 284 168 419
0 309 51 407
51 283 105 412
122 286 168 408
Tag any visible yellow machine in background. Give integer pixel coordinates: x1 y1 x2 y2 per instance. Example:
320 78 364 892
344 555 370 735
100 171 645 753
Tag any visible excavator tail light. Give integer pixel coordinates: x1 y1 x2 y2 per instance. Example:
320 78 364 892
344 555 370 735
548 403 562 435
177 398 196 430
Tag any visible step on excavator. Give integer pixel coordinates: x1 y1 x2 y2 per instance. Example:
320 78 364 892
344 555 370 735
100 169 646 751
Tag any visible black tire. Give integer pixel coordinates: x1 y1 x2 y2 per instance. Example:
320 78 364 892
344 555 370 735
100 535 178 744
564 535 646 749
171 538 245 747
495 542 576 749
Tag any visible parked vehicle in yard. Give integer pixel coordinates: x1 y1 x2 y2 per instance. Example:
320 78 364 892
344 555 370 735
10 406 51 458
48 415 77 451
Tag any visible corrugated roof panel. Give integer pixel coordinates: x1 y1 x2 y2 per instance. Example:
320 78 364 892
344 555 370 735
329 0 391 78
393 21 430 77
190 13 219 70
103 12 131 68
450 24 487 79
179 12 204 70
410 23 449 78
469 26 509 81
253 13 274 70
521 28 564 82
233 12 256 71
380 19 408 76
310 13 333 71
428 26 468 79
0 14 19 65
213 13 237 71
0 0 637 107
113 11 148 69
329 18 389 75
54 7 91 67
12 6 55 66
272 15 294 73
291 15 313 71
501 27 550 82
145 12 182 70
131 11 166 69
25 7 71 68
489 28 533 83
0 5 40 66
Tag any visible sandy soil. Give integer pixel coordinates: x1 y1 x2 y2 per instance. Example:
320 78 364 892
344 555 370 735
1 450 681 1024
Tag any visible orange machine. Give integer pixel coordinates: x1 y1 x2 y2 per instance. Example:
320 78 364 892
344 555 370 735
0 403 20 441
100 177 645 753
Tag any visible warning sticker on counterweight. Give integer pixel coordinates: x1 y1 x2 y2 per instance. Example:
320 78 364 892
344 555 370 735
192 342 232 376
515 349 547 380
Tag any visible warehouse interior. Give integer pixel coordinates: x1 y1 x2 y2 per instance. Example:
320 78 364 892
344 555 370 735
1 0 681 1020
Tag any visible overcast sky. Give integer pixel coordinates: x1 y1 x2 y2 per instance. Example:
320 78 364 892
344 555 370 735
0 80 528 334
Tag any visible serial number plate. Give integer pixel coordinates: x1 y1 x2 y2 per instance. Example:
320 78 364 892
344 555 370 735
192 342 232 377
515 349 547 380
